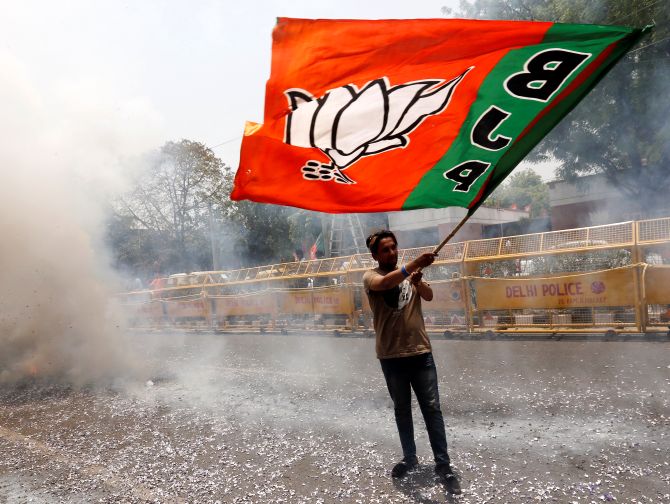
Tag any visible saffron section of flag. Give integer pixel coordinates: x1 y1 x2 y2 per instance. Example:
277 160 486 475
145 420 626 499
230 18 647 213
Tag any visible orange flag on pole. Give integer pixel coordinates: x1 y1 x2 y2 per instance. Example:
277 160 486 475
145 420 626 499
231 18 647 213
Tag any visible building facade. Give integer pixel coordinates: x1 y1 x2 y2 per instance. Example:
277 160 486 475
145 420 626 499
388 206 530 247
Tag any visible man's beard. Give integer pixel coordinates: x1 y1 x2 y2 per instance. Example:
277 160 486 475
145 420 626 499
379 259 398 272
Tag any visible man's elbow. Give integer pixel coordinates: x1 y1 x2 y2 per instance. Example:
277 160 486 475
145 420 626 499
376 277 397 291
369 279 392 292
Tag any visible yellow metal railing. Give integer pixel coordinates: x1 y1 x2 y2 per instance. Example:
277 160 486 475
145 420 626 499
120 218 670 334
637 216 670 244
465 221 634 261
124 219 667 291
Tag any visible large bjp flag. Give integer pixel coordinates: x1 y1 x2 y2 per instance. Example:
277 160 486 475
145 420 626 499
231 18 647 213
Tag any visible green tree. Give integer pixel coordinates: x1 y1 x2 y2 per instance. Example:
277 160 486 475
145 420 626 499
458 0 670 214
114 139 230 275
490 169 550 217
110 139 309 275
106 211 160 280
228 201 295 265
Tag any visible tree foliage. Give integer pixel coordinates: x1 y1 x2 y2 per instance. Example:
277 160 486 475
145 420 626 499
113 140 230 276
458 0 670 214
110 139 318 278
489 169 550 217
228 202 295 266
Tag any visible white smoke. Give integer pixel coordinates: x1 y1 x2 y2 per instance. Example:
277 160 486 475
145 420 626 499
0 48 163 384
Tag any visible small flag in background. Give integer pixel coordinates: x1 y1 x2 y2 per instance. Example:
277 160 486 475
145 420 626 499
309 233 323 260
231 18 647 213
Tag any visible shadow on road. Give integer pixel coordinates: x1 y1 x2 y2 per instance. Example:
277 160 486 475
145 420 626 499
391 465 461 503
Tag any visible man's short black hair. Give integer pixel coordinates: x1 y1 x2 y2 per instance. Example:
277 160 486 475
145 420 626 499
366 230 397 255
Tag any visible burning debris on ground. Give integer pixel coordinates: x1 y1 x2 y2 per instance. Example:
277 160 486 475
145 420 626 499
0 333 668 503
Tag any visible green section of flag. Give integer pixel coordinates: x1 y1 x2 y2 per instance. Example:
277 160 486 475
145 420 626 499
401 23 646 211
486 25 647 200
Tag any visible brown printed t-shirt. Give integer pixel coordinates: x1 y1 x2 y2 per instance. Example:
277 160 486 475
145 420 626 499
363 267 432 359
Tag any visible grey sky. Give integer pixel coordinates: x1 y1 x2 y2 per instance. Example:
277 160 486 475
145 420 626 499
2 0 556 179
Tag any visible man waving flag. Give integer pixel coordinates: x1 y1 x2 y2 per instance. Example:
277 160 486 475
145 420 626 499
231 18 647 214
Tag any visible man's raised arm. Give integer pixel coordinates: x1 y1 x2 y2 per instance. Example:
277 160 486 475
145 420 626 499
367 253 437 291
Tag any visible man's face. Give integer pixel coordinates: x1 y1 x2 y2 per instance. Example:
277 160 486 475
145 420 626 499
372 236 398 270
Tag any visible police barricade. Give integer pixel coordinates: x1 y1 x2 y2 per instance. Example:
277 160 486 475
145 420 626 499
313 285 353 315
164 295 211 326
280 288 314 315
119 217 670 334
278 285 354 329
424 279 468 330
132 300 166 326
470 266 639 331
212 290 277 329
121 292 165 327
642 265 670 330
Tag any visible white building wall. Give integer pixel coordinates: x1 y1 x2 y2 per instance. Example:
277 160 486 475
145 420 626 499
548 174 622 207
388 206 529 232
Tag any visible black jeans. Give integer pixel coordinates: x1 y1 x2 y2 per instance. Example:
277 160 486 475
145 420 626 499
380 352 451 467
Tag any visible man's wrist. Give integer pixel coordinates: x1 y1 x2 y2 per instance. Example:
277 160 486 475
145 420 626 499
400 265 410 277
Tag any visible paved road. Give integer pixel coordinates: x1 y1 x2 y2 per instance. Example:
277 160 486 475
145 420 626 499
1 333 668 503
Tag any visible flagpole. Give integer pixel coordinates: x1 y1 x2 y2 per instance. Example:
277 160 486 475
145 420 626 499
431 208 475 255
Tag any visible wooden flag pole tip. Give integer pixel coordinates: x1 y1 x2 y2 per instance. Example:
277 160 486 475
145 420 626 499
431 209 474 255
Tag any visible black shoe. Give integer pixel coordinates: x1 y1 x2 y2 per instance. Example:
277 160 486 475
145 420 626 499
391 458 418 478
435 465 462 495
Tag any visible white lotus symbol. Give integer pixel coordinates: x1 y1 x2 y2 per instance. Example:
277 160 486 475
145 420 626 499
284 67 472 184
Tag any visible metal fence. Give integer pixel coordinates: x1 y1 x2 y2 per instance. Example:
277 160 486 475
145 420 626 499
120 218 670 334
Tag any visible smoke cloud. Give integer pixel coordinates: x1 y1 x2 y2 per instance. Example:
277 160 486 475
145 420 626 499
0 48 163 385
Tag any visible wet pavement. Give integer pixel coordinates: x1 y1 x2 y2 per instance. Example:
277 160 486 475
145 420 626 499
1 333 669 503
